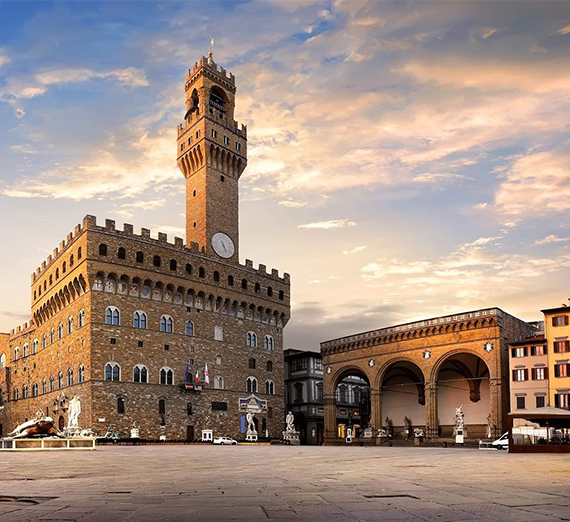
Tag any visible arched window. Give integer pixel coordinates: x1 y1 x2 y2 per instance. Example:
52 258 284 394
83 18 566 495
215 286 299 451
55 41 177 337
249 358 256 369
67 369 74 386
213 271 220 282
23 343 29 357
78 309 85 328
170 259 177 271
70 254 74 267
32 339 38 354
117 247 126 260
14 388 19 400
99 244 108 256
186 263 192 274
0 353 6 369
42 335 47 349
14 347 19 360
338 384 347 404
267 286 273 297
23 385 29 399
266 360 273 372
58 323 64 339
50 329 55 344
160 367 174 385
105 306 120 325
136 251 144 263
159 399 166 415
241 278 247 290
264 335 274 351
62 261 66 274
214 326 223 341
58 372 64 389
42 379 47 394
214 376 224 389
78 247 82 259
160 315 173 333
265 380 275 395
49 377 55 392
199 267 205 278
255 282 260 293
55 268 59 280
105 363 120 382
117 397 125 414
246 332 257 347
67 316 74 334
185 321 194 336
78 365 85 383
134 311 147 329
153 255 161 267
134 365 148 383
246 377 258 393
228 275 234 286
279 290 284 301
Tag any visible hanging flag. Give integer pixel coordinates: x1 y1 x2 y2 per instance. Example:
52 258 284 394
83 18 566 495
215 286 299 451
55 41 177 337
185 362 189 384
210 37 214 48
204 363 210 384
195 366 200 384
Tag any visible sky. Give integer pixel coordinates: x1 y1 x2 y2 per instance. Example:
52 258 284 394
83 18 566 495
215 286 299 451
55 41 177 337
0 0 569 350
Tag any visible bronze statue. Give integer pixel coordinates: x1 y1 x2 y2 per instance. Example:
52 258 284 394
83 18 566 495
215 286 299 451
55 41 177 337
8 414 64 439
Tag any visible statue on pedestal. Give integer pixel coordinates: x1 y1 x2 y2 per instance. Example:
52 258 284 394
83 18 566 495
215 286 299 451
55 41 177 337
453 405 467 441
282 411 300 445
246 411 258 441
130 422 140 439
7 411 64 439
285 411 295 433
403 416 412 440
67 395 81 430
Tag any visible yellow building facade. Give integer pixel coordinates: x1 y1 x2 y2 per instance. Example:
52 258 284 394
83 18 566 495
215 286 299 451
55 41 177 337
542 305 570 410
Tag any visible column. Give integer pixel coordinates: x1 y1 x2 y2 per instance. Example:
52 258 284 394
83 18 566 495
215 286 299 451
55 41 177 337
424 382 438 439
323 395 337 445
489 376 503 438
370 389 382 432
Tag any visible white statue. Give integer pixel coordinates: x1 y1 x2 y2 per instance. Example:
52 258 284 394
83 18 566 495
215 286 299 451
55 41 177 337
130 422 140 439
246 412 256 433
414 428 424 438
454 405 465 430
67 395 81 429
285 411 295 433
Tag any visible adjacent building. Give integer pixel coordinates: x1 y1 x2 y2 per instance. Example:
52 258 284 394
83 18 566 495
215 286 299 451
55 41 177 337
509 334 549 412
321 308 536 444
543 305 570 410
0 52 291 440
284 349 324 444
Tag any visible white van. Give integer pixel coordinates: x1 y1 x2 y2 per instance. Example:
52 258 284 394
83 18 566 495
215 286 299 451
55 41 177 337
491 432 509 450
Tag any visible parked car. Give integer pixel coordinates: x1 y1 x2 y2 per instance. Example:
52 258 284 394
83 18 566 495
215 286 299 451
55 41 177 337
213 436 237 445
492 432 509 450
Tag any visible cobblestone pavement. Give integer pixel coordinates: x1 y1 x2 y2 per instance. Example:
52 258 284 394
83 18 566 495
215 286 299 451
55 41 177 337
0 445 569 522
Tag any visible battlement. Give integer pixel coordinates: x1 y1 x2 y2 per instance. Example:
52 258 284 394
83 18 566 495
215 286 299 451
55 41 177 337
10 320 34 337
187 56 236 86
32 222 85 282
80 216 290 284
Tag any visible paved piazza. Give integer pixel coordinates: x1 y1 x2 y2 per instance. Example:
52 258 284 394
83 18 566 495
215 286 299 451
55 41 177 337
0 445 569 522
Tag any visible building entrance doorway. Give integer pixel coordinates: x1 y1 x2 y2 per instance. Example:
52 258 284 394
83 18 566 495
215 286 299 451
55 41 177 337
335 370 371 439
186 425 194 441
58 415 65 431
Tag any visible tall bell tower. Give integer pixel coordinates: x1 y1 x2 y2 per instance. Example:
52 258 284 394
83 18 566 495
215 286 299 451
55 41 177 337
177 51 247 262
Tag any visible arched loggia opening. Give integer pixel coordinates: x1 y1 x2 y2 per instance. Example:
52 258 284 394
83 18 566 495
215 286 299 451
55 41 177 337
381 361 426 439
334 369 371 439
436 353 490 438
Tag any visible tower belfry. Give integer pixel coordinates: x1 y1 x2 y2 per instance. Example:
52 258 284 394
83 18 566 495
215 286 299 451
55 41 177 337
177 52 247 261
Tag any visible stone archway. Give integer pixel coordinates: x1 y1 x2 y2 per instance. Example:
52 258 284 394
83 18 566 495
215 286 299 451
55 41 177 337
380 360 426 439
332 368 371 440
434 352 491 438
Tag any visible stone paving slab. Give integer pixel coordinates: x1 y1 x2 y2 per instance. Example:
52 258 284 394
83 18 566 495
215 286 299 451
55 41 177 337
0 445 569 521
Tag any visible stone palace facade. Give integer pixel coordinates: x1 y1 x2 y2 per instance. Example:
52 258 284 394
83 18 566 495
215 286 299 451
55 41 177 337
0 52 290 440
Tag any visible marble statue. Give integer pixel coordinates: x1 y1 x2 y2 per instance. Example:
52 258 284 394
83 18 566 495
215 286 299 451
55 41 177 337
246 412 256 433
285 411 295 433
130 422 140 439
7 412 64 439
486 413 492 439
454 405 465 430
414 428 424 438
67 395 81 429
403 416 412 440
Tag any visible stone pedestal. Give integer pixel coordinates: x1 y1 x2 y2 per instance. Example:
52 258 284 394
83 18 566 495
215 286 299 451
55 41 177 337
246 429 258 442
282 430 300 445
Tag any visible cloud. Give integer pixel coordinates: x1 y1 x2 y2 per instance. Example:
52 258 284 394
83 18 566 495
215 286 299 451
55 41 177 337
535 235 570 245
494 151 570 216
469 27 502 42
0 51 9 70
342 246 368 255
116 198 167 218
149 224 185 239
362 259 432 279
557 23 570 35
279 200 307 208
296 219 357 230
10 144 38 154
412 173 470 184
2 132 178 200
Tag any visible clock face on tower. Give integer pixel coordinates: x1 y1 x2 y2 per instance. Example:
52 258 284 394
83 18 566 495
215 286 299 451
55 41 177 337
212 232 235 258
